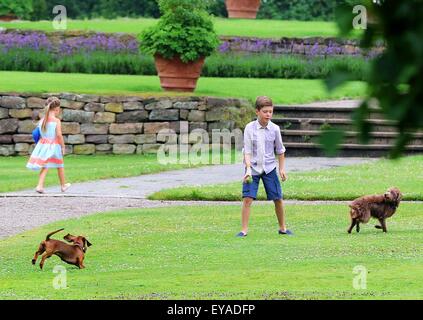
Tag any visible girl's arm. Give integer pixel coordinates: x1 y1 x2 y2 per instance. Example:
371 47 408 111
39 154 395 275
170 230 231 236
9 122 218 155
56 120 66 155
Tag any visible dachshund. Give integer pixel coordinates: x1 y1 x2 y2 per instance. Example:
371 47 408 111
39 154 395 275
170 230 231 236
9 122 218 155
32 228 92 269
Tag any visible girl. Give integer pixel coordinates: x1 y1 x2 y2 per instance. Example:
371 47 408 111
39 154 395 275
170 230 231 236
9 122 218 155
26 97 71 193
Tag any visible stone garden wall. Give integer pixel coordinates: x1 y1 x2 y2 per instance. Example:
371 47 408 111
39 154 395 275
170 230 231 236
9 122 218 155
0 93 254 156
219 36 385 57
1 28 384 57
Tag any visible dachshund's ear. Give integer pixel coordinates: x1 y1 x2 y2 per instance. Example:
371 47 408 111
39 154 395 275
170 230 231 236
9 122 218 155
84 238 92 247
63 234 74 242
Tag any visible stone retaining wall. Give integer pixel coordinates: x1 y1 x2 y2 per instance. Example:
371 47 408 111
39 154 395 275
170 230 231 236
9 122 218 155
219 36 385 57
1 28 384 57
0 93 254 156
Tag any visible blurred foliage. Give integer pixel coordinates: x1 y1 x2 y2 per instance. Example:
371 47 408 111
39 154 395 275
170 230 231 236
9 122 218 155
325 0 423 158
318 127 345 156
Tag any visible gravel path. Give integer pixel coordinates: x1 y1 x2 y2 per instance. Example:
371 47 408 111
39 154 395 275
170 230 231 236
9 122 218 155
0 157 375 240
6 157 372 198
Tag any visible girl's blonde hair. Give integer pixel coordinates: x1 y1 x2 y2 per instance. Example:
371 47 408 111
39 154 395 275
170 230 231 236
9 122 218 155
41 97 60 132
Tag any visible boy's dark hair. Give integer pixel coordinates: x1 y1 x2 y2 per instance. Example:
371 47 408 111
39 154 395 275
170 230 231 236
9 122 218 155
255 96 273 110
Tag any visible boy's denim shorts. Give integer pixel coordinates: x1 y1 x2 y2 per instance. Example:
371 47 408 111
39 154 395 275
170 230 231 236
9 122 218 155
242 168 283 201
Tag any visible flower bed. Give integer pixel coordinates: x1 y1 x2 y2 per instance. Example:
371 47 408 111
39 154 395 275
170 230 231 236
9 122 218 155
0 30 138 55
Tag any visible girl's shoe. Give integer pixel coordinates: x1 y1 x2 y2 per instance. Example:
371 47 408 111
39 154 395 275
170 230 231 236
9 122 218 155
61 183 71 193
35 188 44 194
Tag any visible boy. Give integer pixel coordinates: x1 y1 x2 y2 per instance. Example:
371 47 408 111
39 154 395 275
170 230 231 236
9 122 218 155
237 96 293 237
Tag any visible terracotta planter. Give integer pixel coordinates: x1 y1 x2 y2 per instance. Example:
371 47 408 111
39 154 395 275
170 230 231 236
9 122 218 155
154 55 205 92
225 0 261 19
0 14 17 22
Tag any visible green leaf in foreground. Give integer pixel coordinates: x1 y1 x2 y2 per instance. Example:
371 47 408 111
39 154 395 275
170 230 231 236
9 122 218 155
318 128 345 157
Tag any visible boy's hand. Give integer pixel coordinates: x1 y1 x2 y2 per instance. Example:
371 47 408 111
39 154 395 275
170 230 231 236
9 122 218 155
279 170 287 182
243 167 252 183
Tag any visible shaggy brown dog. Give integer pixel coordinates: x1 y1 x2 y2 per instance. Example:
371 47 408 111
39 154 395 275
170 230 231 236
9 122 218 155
347 187 402 233
32 228 92 269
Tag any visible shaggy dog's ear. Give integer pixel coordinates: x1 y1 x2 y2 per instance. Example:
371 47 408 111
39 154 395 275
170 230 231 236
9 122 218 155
388 188 402 202
393 189 402 202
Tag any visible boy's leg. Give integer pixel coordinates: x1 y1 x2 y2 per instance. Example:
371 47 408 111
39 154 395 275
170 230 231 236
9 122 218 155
262 169 289 232
274 199 286 232
241 197 254 234
240 174 260 235
37 168 48 189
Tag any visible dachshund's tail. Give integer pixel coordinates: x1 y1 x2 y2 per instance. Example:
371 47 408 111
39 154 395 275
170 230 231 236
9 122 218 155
46 228 64 240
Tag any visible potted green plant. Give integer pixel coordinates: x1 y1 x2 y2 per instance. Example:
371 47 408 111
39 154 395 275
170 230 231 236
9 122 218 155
0 0 32 21
225 0 261 19
140 0 219 92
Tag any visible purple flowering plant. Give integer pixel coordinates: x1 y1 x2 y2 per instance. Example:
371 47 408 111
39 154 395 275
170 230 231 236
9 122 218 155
0 31 139 56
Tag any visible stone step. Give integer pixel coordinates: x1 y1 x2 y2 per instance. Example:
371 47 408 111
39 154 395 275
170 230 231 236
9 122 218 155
283 142 423 157
266 103 423 156
273 105 384 120
272 117 399 132
281 130 423 145
274 105 358 112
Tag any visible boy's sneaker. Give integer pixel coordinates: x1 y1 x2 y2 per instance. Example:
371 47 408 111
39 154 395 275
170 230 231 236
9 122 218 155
278 229 294 236
236 231 247 238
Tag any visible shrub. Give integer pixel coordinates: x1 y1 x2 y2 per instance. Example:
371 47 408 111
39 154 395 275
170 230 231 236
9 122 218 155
30 0 48 21
0 49 370 80
139 0 219 63
0 48 51 72
203 54 370 80
0 0 33 19
52 52 156 75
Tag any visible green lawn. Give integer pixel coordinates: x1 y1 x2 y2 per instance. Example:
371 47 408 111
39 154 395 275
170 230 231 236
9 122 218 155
1 203 422 299
0 18 362 38
0 154 204 193
149 156 423 201
0 71 366 104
